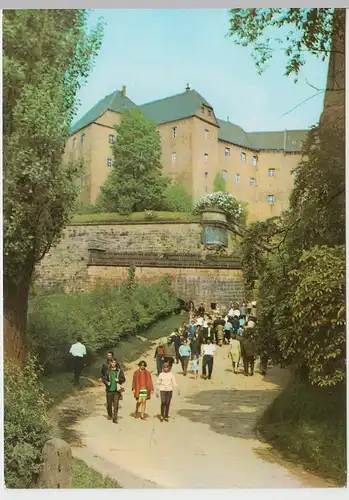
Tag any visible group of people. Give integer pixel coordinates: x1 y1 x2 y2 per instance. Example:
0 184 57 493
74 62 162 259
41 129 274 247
69 298 268 425
100 352 179 423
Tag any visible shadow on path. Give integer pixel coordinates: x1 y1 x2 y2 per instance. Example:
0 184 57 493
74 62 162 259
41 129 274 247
178 387 281 439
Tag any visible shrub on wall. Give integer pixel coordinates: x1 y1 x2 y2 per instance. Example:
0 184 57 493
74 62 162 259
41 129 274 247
193 192 245 224
4 356 51 488
26 276 178 374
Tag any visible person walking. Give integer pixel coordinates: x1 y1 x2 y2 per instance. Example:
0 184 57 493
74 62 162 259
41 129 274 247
240 302 247 320
69 335 87 387
201 338 216 380
179 338 191 376
229 333 242 374
198 303 205 317
102 358 126 423
163 337 176 368
154 342 165 375
171 329 181 364
224 319 233 344
241 333 258 376
132 360 154 420
156 361 179 422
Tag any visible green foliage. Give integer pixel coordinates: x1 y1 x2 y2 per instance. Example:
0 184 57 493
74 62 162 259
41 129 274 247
98 109 167 213
70 211 199 223
71 458 121 488
287 245 345 386
227 8 340 80
26 276 178 374
213 172 227 193
258 377 346 484
3 9 103 285
241 120 345 387
4 356 51 488
160 181 193 212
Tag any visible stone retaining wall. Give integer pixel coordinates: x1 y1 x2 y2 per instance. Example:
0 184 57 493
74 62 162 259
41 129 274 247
35 222 245 305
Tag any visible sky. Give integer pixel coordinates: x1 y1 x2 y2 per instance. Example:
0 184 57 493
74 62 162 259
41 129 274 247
74 9 329 132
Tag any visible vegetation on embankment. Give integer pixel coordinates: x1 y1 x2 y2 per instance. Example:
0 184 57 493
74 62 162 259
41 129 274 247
71 457 121 488
27 270 178 375
257 377 346 485
70 211 199 224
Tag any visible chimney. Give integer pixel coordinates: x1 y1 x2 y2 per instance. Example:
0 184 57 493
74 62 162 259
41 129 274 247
121 85 126 96
186 83 190 92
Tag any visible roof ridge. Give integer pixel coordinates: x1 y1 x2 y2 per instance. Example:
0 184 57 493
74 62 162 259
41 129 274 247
140 90 191 107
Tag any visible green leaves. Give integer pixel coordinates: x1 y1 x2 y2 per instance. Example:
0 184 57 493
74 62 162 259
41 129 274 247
4 356 51 487
98 109 167 213
227 8 336 77
3 9 103 285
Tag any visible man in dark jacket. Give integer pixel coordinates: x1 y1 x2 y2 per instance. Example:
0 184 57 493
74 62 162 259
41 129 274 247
170 329 181 364
163 338 176 367
101 351 114 380
101 358 126 422
241 333 258 376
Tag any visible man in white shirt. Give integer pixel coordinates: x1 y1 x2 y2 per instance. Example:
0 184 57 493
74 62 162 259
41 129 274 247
69 335 87 387
201 339 216 380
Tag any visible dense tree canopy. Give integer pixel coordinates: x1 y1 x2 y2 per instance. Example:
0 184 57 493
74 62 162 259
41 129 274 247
3 10 103 358
98 109 167 214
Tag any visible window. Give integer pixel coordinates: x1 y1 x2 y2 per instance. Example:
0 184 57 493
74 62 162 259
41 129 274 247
268 168 275 177
225 147 230 157
201 106 205 114
252 155 258 166
80 133 85 145
222 169 228 181
240 151 246 162
108 134 115 144
291 139 297 146
204 129 209 138
172 126 177 138
268 194 275 205
72 137 76 148
205 171 208 178
208 109 212 117
235 173 240 184
172 152 177 163
250 177 256 186
204 153 208 163
107 157 113 168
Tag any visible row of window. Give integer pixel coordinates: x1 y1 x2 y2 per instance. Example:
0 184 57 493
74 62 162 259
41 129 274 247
224 148 258 165
73 133 116 148
172 126 210 139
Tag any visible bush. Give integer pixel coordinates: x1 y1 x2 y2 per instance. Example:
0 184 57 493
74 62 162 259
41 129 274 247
160 182 193 212
4 356 51 488
26 276 178 374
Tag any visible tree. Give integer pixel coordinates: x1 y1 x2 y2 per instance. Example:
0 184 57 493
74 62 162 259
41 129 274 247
98 109 167 213
227 8 344 82
213 172 227 193
3 10 103 360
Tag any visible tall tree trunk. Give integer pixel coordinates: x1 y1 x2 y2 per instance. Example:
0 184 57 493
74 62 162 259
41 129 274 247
3 277 31 362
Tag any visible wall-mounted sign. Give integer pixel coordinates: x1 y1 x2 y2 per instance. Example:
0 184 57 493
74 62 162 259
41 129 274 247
202 226 228 247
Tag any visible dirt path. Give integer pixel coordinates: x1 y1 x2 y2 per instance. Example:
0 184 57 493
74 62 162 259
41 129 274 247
52 341 335 488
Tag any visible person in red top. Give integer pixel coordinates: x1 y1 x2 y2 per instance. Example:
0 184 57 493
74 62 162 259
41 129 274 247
132 360 154 420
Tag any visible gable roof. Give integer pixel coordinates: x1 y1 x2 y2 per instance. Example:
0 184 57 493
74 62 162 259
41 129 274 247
217 118 308 152
140 89 215 125
70 90 137 135
70 87 308 152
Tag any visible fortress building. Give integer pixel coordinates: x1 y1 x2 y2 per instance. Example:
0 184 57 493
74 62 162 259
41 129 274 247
64 85 308 221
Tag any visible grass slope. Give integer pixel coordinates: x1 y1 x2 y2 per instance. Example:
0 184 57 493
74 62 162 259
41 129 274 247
257 377 346 485
71 458 121 488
